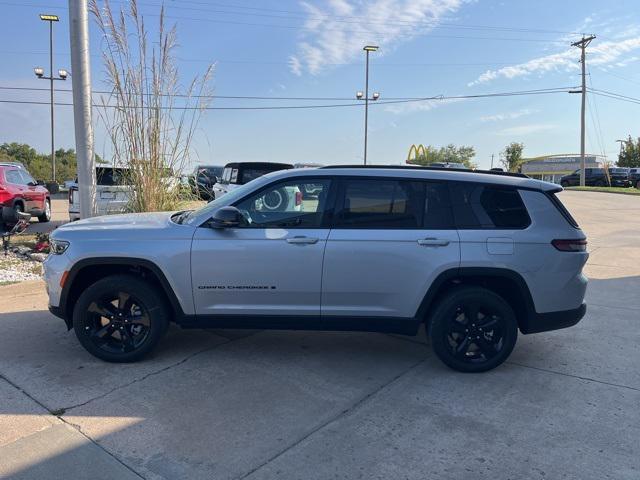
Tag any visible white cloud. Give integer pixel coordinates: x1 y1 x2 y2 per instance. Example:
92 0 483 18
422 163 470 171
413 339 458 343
469 30 640 86
480 108 537 122
495 124 556 136
289 0 466 75
288 56 302 76
384 97 465 115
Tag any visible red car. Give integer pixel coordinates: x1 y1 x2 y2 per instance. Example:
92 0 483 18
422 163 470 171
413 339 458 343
0 163 51 225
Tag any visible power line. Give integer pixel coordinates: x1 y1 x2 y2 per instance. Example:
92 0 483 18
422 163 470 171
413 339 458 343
0 1 571 43
1 0 585 37
0 85 576 102
0 87 576 110
0 50 529 68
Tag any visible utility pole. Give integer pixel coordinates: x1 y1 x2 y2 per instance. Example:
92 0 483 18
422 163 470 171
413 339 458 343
68 0 96 218
572 35 596 187
491 153 495 169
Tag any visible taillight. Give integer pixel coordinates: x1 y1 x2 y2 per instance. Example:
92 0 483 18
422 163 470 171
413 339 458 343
552 239 587 252
295 191 302 206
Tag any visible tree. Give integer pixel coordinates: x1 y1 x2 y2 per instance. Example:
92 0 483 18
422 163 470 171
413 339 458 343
409 144 476 168
617 135 640 168
90 0 213 212
501 142 524 172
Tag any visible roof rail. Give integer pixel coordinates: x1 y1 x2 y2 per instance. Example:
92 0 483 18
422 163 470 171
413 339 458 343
318 164 529 178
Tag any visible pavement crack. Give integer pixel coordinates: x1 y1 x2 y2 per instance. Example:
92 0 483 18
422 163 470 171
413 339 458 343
236 355 429 480
507 361 640 392
63 330 260 412
57 415 148 480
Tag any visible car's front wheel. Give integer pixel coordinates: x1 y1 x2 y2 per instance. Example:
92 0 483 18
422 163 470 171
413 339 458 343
428 286 518 373
560 180 569 188
73 275 170 362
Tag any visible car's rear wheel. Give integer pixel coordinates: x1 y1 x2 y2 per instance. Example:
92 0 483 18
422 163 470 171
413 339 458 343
37 199 51 223
428 286 518 373
73 275 170 362
560 180 569 188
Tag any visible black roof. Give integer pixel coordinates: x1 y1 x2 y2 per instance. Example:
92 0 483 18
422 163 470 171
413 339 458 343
223 162 294 169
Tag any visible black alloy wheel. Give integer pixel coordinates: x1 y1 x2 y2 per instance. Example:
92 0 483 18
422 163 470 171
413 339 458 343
429 287 518 373
73 275 169 362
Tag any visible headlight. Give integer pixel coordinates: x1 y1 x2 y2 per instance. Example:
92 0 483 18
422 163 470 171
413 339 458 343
50 239 70 255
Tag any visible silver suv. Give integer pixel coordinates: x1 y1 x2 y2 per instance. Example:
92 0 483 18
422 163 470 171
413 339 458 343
44 166 588 372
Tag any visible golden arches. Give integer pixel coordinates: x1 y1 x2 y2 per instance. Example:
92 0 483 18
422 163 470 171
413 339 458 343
407 144 427 164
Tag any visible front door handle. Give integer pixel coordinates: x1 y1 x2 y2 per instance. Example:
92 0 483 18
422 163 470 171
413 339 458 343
417 238 450 247
286 236 319 245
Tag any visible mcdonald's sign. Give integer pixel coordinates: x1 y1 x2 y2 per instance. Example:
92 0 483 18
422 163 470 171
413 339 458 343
406 144 427 164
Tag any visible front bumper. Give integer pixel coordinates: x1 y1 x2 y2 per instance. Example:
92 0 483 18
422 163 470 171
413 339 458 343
521 302 586 334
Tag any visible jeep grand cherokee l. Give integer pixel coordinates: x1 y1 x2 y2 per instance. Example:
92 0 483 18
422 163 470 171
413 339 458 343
44 166 588 373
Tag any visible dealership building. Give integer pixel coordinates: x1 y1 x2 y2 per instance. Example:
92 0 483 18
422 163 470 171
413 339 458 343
520 154 605 184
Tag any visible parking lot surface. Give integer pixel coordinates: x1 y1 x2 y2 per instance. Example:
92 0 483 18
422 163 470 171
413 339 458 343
0 191 638 479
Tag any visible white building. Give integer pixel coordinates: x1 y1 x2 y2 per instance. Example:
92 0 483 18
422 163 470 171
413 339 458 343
521 154 605 184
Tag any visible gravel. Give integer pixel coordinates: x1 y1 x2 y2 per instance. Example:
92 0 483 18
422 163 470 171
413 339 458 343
0 252 43 284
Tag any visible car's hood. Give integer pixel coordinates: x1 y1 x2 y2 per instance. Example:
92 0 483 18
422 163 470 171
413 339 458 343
57 211 175 232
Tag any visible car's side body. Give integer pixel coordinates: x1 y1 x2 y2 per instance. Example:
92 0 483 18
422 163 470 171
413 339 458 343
46 167 587 341
0 164 50 224
629 168 640 188
560 167 631 187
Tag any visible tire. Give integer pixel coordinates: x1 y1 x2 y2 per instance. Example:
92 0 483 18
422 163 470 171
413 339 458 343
37 199 51 223
262 188 287 211
560 181 569 188
8 203 25 225
73 274 170 363
427 286 518 373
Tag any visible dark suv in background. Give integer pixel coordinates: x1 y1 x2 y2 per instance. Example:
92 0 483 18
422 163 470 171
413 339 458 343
629 168 640 189
560 167 631 187
190 165 223 200
212 162 293 200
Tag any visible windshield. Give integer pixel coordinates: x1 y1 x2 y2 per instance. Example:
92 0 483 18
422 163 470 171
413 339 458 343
609 168 627 174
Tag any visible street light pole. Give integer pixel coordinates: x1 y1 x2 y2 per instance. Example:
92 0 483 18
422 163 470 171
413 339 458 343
36 14 67 185
358 45 379 165
49 18 55 183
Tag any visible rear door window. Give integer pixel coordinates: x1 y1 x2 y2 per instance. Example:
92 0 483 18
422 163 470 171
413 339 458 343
449 182 531 229
334 178 424 229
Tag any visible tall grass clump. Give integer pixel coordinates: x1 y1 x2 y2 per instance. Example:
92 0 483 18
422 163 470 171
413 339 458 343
91 0 213 212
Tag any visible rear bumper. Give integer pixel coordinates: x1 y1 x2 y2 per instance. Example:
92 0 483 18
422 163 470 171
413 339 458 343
521 302 586 334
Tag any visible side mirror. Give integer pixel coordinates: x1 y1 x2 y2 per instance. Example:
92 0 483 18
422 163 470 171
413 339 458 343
209 206 242 229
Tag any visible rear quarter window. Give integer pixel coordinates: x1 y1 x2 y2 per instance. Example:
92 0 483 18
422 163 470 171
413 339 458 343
449 182 531 229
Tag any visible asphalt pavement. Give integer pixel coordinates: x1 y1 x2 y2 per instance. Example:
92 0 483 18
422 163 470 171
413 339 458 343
0 191 638 480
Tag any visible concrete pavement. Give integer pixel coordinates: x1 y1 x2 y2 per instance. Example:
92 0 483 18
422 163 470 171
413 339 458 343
0 191 638 479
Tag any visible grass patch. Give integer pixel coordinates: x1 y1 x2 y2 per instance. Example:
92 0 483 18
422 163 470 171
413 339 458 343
564 186 640 195
0 280 18 287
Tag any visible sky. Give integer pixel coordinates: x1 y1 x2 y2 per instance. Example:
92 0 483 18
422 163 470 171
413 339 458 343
1 0 640 172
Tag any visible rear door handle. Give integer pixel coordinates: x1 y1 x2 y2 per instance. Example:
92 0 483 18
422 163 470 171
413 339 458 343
417 238 450 247
286 236 319 245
